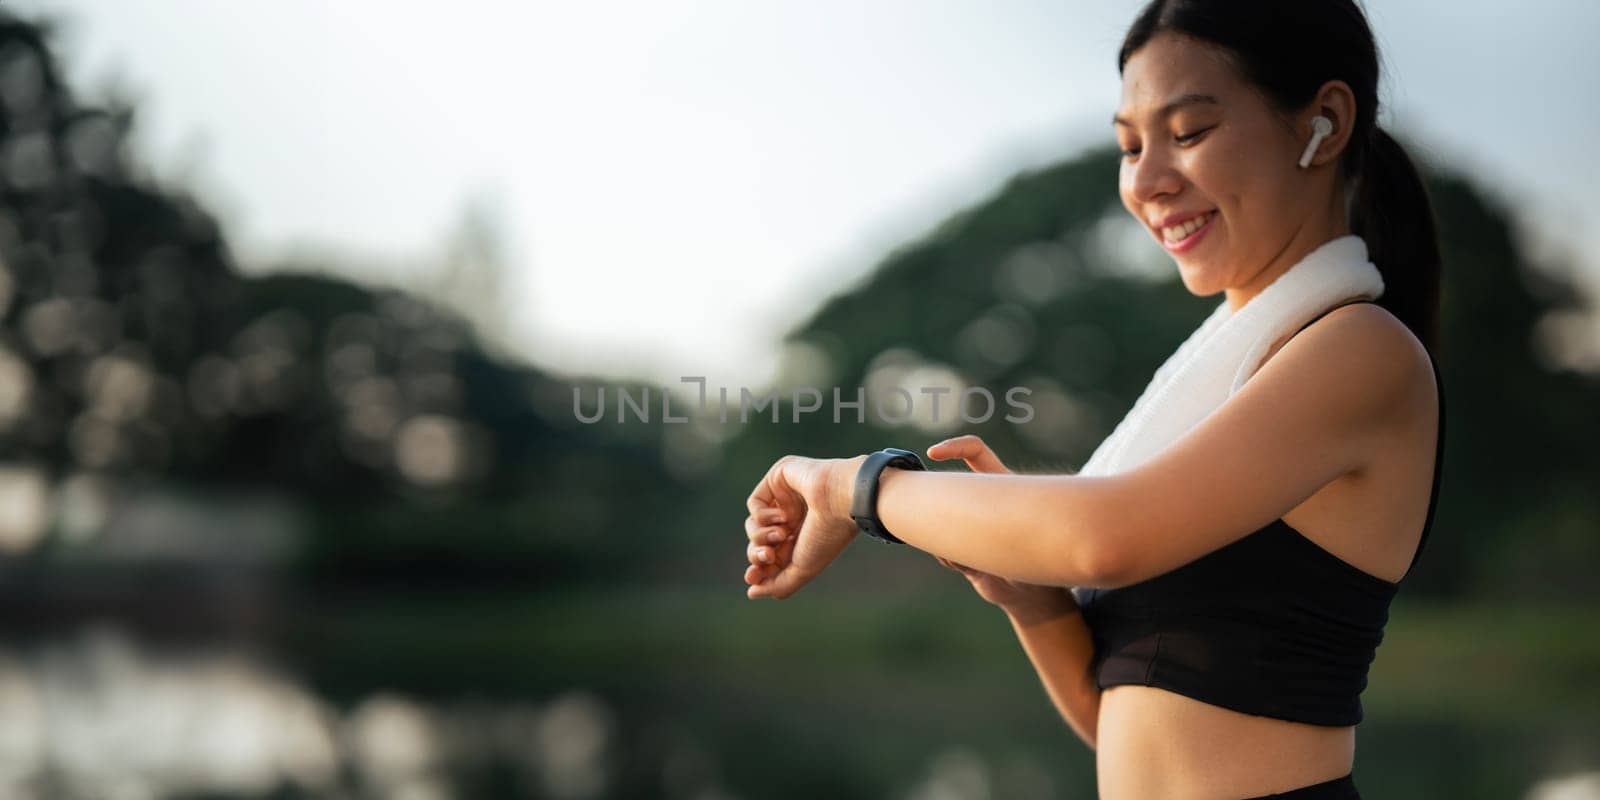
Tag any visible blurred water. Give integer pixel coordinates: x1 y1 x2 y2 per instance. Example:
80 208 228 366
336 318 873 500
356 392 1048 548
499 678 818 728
0 620 1596 799
0 627 611 799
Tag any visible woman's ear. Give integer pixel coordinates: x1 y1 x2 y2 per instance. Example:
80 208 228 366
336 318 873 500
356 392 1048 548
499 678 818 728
1301 79 1359 166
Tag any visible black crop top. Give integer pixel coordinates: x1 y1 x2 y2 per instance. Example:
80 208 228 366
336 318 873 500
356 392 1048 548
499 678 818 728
1075 300 1446 727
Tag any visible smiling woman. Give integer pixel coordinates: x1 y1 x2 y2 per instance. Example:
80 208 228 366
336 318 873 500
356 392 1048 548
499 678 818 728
739 1 1445 798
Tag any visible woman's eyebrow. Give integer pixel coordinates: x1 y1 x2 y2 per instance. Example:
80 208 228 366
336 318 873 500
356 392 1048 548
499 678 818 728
1112 92 1221 127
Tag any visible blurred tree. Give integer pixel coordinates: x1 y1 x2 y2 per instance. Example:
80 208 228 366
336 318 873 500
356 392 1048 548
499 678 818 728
0 9 1593 601
0 11 692 585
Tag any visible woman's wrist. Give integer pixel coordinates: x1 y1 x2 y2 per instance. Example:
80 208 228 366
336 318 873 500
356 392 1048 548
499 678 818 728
827 454 870 526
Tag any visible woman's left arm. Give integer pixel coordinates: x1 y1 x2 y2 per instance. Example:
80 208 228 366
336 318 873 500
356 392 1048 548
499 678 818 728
745 305 1431 598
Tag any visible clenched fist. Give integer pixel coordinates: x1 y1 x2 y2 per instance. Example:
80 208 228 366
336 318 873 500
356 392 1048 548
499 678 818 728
742 454 866 600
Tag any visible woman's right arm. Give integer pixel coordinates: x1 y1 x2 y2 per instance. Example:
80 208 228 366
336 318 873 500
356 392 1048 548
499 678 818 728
1004 600 1102 751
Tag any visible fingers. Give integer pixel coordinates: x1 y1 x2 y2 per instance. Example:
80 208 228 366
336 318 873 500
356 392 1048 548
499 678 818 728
743 459 798 593
744 563 770 587
747 540 779 565
746 455 802 521
745 507 788 571
747 561 803 600
746 533 795 584
746 558 778 596
744 508 788 546
926 434 1010 474
749 529 797 564
748 526 806 599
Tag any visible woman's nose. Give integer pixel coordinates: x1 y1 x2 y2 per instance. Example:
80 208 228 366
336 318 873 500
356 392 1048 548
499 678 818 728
1127 148 1182 203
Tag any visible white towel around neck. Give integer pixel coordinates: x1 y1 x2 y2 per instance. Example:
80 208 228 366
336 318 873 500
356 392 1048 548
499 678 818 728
1076 234 1385 477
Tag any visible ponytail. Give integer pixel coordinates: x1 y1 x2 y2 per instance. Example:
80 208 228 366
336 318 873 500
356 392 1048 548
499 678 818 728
1350 126 1444 357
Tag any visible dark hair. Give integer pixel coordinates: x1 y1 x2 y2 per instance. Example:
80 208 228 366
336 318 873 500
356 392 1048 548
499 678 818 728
1119 0 1443 355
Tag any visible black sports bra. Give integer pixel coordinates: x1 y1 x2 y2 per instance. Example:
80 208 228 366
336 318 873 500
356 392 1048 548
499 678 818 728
1075 300 1446 726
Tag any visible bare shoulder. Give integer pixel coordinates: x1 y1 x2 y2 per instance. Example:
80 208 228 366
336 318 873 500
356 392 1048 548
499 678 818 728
1095 301 1437 586
1287 301 1437 429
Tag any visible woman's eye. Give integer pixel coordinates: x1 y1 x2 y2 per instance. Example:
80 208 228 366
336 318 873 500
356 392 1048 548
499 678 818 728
1121 127 1210 160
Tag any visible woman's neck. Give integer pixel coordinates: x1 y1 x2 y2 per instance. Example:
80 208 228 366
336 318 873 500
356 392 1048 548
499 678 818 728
1226 208 1353 313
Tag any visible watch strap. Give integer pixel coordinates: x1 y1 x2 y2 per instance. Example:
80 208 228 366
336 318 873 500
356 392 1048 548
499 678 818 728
850 447 926 544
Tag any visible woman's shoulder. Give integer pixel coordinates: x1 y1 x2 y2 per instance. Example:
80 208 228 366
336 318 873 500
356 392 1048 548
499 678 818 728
1298 301 1437 425
1314 302 1431 370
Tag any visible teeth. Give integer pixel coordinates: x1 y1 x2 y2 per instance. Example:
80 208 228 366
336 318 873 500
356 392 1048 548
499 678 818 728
1162 211 1213 243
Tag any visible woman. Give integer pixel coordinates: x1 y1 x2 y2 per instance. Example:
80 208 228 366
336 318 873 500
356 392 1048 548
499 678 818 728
740 1 1443 798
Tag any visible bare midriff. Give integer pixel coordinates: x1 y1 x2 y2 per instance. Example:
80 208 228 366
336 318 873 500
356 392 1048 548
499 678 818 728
1095 686 1355 799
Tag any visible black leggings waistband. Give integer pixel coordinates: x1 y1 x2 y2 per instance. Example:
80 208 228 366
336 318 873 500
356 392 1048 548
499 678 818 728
1244 772 1360 799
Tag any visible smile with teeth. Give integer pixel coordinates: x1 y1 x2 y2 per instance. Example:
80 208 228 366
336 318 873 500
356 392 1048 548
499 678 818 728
1161 211 1215 244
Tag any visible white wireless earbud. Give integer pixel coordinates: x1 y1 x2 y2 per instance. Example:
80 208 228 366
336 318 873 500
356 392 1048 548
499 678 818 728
1298 116 1334 169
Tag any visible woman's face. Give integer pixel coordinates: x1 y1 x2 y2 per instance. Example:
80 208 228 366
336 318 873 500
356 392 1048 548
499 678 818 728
1114 32 1341 304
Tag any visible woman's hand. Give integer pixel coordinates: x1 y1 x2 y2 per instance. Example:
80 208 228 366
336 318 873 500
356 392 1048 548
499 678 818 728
925 435 1079 622
743 454 866 600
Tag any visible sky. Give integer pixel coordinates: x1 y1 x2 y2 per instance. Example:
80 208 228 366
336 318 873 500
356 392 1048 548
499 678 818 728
12 0 1600 389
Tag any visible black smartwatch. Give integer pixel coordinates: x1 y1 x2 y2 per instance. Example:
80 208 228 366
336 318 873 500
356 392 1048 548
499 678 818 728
850 447 926 544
